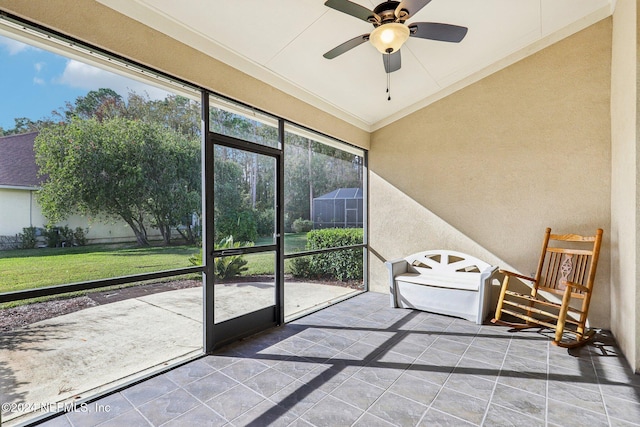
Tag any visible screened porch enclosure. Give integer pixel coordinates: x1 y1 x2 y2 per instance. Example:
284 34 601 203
312 188 364 229
0 18 368 426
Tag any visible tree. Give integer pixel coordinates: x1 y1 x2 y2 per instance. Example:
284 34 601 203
283 133 363 229
35 117 200 246
125 92 200 138
62 88 125 122
0 117 53 136
213 150 257 243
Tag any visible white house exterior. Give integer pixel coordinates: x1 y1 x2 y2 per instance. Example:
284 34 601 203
0 132 162 246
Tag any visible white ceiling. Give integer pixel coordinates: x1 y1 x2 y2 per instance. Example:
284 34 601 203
97 0 612 131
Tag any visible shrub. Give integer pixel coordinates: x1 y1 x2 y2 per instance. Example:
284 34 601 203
292 218 313 233
216 210 257 243
19 226 38 249
74 227 88 246
290 255 312 278
43 225 61 248
291 228 363 281
256 208 275 237
188 248 203 266
284 213 294 233
59 225 75 246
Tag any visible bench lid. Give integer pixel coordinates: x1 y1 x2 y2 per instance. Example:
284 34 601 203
404 250 493 275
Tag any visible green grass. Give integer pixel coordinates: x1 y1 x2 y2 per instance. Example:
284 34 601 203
283 232 308 254
254 232 308 254
0 244 199 293
0 233 308 295
242 233 308 276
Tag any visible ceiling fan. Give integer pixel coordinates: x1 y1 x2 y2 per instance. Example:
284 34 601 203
323 0 468 74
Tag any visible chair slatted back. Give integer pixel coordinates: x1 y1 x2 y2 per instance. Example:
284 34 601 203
492 227 604 347
534 228 603 296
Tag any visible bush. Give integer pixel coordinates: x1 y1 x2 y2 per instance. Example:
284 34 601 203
291 228 363 281
19 226 38 249
284 213 294 233
74 227 88 246
256 208 275 237
59 225 75 246
290 255 312 278
43 225 62 248
188 248 203 266
292 218 313 233
216 210 257 243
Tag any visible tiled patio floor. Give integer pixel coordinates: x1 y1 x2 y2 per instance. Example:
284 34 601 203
38 292 640 427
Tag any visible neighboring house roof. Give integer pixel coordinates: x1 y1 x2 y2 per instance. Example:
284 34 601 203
314 188 363 200
0 131 42 189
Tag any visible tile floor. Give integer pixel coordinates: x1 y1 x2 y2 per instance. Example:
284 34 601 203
37 292 640 426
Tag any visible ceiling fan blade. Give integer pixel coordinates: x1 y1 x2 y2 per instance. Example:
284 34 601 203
394 0 433 19
323 34 370 59
409 22 468 42
383 50 401 73
324 0 379 23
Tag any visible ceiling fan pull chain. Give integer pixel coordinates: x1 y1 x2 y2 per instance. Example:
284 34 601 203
386 52 391 101
387 75 391 101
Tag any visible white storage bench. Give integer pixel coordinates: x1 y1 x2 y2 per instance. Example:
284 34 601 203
386 250 498 324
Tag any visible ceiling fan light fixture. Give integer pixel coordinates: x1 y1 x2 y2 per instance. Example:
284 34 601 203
369 23 409 54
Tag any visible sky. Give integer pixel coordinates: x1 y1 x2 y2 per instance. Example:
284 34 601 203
0 33 170 131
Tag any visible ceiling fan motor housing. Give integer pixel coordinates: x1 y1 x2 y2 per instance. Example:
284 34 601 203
371 1 409 25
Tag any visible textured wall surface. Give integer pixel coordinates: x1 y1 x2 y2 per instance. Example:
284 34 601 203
610 0 639 372
370 18 612 328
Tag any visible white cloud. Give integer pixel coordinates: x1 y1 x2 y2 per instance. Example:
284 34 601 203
34 62 45 72
54 59 171 100
0 36 32 55
33 77 45 85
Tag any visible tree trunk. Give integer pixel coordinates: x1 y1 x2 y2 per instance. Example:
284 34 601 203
176 224 195 244
163 224 171 245
123 217 150 246
308 140 313 221
250 154 258 209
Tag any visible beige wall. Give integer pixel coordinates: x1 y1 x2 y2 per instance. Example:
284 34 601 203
370 19 613 329
611 0 639 372
0 188 42 236
0 0 369 150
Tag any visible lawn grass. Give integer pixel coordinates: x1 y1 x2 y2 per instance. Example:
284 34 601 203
0 244 199 293
239 233 308 276
0 233 309 295
254 232 308 254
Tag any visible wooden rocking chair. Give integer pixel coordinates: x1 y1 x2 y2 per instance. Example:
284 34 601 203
492 228 603 348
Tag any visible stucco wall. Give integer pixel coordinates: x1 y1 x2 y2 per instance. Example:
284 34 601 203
370 19 613 328
610 0 639 372
0 0 369 150
0 188 41 236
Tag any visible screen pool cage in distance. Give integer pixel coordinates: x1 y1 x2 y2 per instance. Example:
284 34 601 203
312 188 363 229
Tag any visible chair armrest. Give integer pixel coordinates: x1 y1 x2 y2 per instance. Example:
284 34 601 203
564 281 589 293
499 269 536 282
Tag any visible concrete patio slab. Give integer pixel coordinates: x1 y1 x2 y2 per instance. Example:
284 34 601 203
0 282 359 425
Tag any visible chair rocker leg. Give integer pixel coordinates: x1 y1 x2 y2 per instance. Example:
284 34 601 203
491 317 539 330
552 329 596 348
